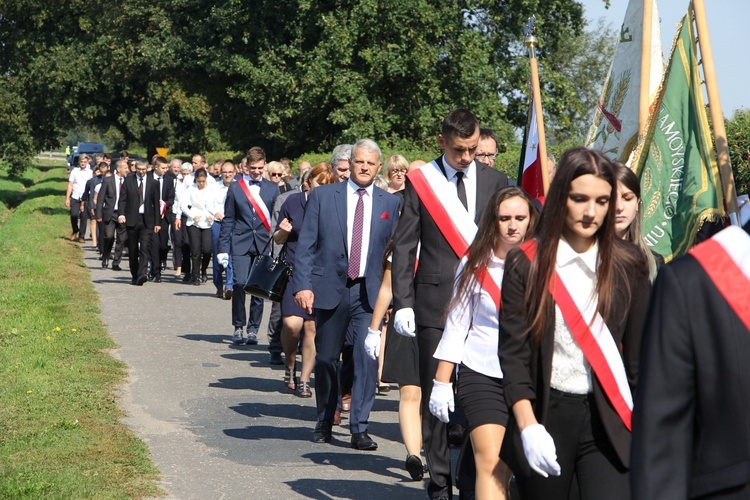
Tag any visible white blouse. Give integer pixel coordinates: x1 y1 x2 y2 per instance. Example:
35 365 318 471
433 253 505 379
550 237 597 394
181 185 214 229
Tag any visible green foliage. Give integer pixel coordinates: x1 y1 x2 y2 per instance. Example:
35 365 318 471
0 0 611 173
725 109 750 197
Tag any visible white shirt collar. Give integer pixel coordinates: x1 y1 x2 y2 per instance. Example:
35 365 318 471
489 250 505 268
347 178 374 196
557 236 598 274
441 155 475 182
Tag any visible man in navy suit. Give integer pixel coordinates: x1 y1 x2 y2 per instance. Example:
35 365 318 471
217 147 280 345
293 139 400 449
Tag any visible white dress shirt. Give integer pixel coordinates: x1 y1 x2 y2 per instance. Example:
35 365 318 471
550 236 598 394
346 179 374 278
209 181 233 217
68 167 93 200
440 155 477 222
113 173 124 209
181 185 214 229
434 253 505 378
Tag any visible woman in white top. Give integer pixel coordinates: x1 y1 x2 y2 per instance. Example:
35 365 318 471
173 162 193 278
498 148 651 499
181 169 214 285
429 186 538 499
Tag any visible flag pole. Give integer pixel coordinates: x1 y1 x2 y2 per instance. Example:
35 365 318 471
639 0 654 137
524 16 550 195
692 0 740 224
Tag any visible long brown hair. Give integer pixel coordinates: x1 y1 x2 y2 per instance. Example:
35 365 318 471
525 147 645 343
448 186 537 315
615 163 658 281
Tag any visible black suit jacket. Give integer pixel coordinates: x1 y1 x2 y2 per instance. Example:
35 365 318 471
391 157 509 329
498 240 651 477
152 171 176 223
632 246 750 499
95 174 120 222
117 172 160 229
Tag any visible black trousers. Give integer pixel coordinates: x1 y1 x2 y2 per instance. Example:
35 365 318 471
515 390 629 500
126 215 152 280
418 325 453 499
150 217 170 276
102 217 127 264
69 198 87 237
187 225 212 278
267 301 283 354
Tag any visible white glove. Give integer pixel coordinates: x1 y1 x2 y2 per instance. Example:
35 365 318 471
521 424 561 477
428 380 454 423
393 308 416 337
364 327 381 360
217 253 229 267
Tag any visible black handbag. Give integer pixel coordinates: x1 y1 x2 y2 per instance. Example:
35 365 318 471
243 239 292 302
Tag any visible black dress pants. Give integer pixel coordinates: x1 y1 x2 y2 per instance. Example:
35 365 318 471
515 390 629 500
150 217 170 276
187 225 212 279
126 215 152 280
418 325 453 499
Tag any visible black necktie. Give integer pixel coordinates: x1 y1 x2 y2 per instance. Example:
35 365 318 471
138 177 144 205
455 172 467 210
156 176 163 202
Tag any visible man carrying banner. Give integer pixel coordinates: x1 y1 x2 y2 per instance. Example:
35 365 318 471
217 147 280 345
391 108 510 499
632 225 750 499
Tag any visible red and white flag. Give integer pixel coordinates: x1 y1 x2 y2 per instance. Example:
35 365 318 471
519 101 545 201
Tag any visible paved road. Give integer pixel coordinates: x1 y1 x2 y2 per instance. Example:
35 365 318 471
85 247 433 499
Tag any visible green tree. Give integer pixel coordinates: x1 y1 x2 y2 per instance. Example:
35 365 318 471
725 109 750 197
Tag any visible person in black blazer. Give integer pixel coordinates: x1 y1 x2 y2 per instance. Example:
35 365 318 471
96 159 129 269
292 139 400 449
148 157 176 282
631 225 750 500
391 108 509 499
117 159 161 285
217 147 279 345
498 148 650 500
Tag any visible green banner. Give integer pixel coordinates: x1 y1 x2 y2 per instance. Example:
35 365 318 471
633 9 725 262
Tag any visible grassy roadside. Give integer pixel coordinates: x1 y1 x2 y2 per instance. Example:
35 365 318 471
0 162 162 498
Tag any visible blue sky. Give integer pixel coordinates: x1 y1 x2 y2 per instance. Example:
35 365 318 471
580 0 748 117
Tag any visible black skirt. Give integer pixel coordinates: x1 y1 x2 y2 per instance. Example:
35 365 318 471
381 320 420 386
457 364 509 431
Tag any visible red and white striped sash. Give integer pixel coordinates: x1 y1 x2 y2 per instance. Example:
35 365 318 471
408 162 501 309
522 240 634 431
688 226 750 331
238 179 271 232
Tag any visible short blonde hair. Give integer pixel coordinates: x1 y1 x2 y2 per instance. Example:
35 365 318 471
267 161 284 174
385 154 409 178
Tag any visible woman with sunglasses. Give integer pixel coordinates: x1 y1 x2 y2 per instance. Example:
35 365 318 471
498 148 651 499
267 161 293 194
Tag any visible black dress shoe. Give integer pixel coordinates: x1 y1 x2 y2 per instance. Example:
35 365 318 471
312 420 332 443
183 273 192 283
201 270 208 283
112 264 122 271
351 432 378 450
101 258 109 269
136 275 148 286
153 275 161 283
405 454 424 481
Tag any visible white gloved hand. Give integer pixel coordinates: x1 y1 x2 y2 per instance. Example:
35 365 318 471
217 253 229 267
428 380 455 423
393 308 416 337
521 424 561 477
364 327 381 360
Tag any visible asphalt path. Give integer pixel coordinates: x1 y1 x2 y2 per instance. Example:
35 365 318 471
85 246 433 499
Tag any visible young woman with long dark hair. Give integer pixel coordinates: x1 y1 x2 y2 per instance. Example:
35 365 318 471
499 148 651 499
429 186 538 498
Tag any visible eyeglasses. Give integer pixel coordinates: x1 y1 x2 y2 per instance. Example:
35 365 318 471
475 153 498 161
391 169 407 176
269 172 283 178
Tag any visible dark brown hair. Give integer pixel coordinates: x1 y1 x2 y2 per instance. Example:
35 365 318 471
448 186 537 315
524 147 644 343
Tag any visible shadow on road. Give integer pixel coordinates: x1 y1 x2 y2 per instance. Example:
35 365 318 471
285 478 423 499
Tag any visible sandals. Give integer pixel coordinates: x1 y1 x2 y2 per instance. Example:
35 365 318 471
298 381 312 398
283 366 296 391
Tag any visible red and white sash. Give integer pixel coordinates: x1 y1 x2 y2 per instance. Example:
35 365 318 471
689 226 750 331
408 162 502 309
522 240 634 431
238 179 271 232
